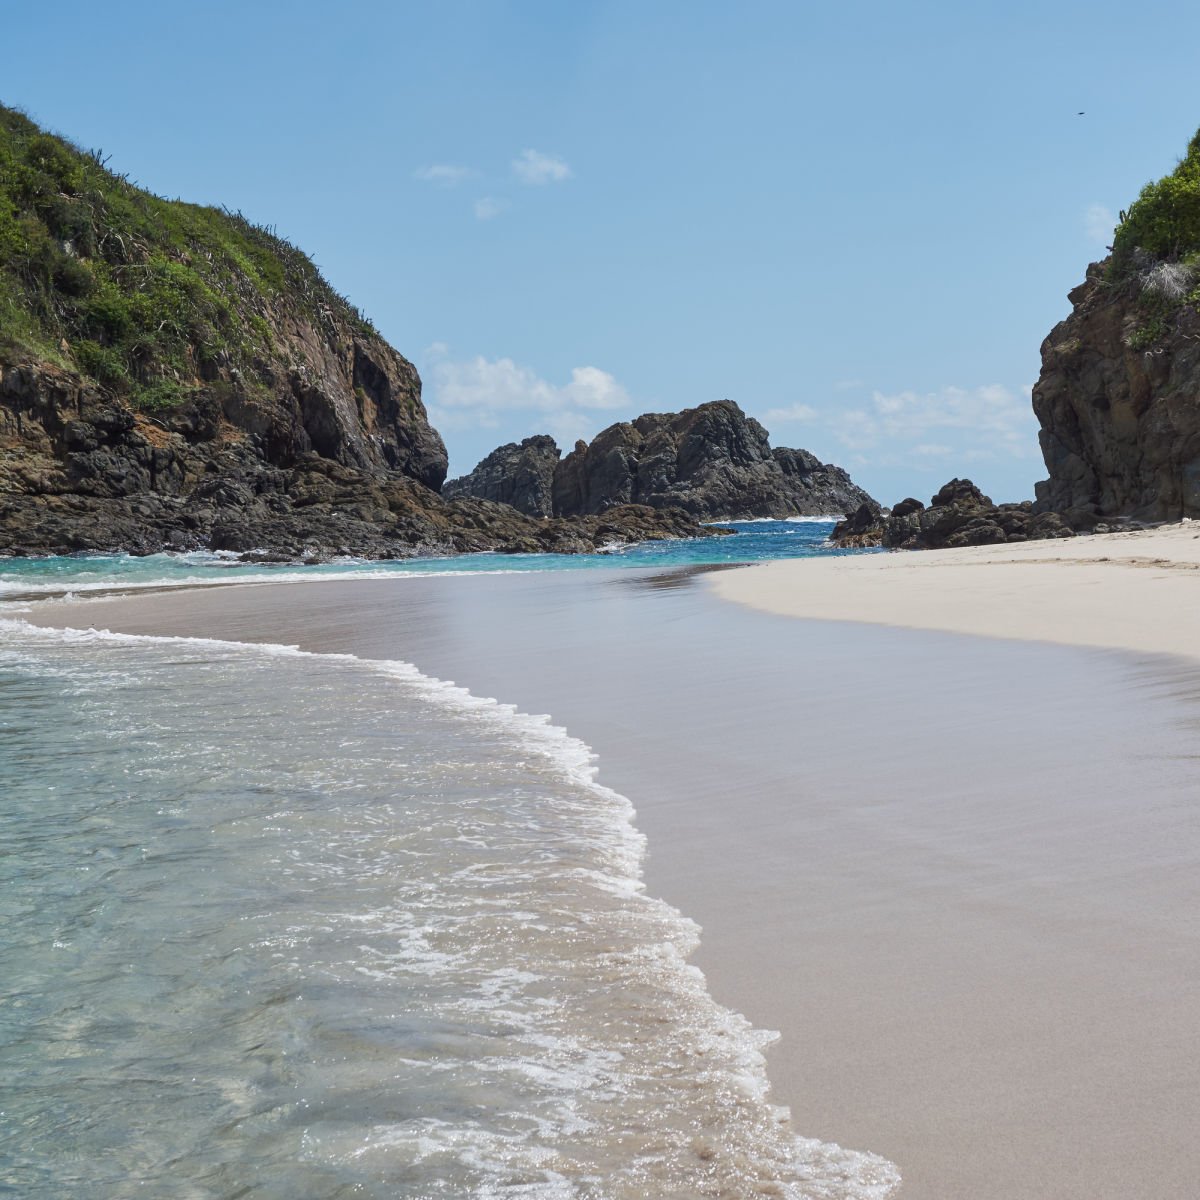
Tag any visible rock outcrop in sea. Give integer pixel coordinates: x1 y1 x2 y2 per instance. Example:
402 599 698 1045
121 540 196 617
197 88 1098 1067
446 400 874 521
0 107 722 558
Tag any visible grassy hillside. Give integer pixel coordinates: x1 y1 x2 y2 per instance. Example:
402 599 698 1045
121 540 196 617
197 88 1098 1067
0 104 374 409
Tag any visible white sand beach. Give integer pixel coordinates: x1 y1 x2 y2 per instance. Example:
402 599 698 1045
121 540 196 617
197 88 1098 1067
711 520 1200 661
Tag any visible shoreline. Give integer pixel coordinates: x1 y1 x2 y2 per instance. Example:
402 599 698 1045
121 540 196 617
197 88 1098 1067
15 548 1200 1198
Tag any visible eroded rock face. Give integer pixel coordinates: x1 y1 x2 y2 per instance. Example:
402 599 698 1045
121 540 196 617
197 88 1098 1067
0 362 725 558
451 400 874 521
1033 261 1200 520
442 436 560 517
553 401 873 519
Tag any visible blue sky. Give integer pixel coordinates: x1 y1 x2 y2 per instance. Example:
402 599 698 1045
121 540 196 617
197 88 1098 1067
6 0 1200 502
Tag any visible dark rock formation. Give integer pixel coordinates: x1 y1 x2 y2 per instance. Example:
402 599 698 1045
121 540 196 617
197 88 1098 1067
554 401 873 519
0 361 726 558
831 478 1075 550
828 501 885 548
442 435 560 517
1033 128 1200 522
1032 260 1200 521
450 401 873 521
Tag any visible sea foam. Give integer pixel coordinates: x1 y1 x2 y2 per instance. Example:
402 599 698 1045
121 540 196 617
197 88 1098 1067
0 614 898 1197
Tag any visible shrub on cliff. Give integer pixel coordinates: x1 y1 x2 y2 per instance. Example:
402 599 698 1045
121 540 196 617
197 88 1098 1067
1112 128 1200 268
0 105 374 409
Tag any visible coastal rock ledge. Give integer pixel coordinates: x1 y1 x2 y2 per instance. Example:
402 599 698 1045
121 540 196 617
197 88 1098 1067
445 400 875 521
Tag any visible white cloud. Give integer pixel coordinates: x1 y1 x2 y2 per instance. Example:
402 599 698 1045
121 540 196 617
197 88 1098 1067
764 402 818 423
512 148 572 185
825 384 1040 462
425 350 631 433
414 164 475 186
1084 203 1116 245
474 196 508 221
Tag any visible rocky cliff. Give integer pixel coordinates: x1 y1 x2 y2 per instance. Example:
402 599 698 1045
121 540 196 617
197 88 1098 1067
1033 128 1200 521
0 106 720 557
446 400 874 521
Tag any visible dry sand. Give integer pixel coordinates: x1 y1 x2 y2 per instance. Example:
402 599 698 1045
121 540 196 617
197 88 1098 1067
711 520 1200 660
21 534 1200 1199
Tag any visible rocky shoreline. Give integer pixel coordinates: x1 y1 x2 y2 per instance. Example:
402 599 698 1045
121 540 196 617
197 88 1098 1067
0 362 730 560
7 106 1200 562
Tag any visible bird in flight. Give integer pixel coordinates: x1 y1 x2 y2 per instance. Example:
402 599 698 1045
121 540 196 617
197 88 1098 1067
1078 111 1085 115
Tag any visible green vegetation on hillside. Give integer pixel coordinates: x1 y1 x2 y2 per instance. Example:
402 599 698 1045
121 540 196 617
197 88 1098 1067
1112 128 1200 269
0 104 375 408
1109 127 1200 349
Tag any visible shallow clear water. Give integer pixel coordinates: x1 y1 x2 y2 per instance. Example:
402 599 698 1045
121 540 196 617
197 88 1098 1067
0 519 863 600
0 619 898 1198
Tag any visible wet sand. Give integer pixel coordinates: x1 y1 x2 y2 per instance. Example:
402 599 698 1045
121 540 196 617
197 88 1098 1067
26 568 1200 1199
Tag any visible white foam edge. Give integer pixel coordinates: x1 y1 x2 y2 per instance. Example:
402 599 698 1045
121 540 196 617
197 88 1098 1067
704 515 843 525
0 613 901 1197
0 564 548 600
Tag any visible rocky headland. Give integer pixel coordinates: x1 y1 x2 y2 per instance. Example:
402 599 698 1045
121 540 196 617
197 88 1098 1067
1033 138 1200 523
836 127 1200 551
0 107 727 558
446 400 874 521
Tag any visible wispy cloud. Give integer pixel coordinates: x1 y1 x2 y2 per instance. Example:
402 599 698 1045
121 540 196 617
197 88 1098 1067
764 402 818 423
414 163 475 186
424 348 630 439
825 384 1040 462
512 148 572 185
1084 202 1116 246
474 196 508 221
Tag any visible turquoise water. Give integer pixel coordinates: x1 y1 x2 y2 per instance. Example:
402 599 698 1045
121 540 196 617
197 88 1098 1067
0 519 859 599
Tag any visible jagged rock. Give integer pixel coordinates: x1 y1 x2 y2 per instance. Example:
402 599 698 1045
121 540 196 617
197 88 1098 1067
443 435 560 517
553 401 874 518
829 501 885 548
931 478 991 508
831 479 1076 551
0 374 727 559
891 497 925 519
454 400 873 521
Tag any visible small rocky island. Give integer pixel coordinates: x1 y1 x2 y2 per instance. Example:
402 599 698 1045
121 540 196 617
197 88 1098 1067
446 400 873 521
